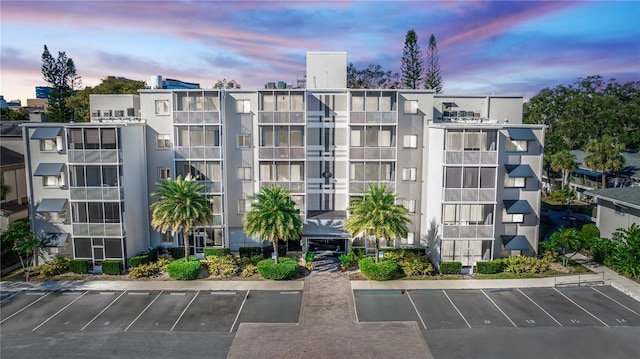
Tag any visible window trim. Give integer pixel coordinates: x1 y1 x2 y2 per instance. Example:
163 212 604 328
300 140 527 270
237 167 251 181
237 134 251 148
156 134 172 149
402 167 417 182
403 134 418 149
158 167 171 180
502 211 525 223
404 100 418 114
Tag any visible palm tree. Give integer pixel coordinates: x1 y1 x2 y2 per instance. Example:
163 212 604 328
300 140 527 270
243 185 302 264
150 175 212 262
550 150 577 187
583 135 625 188
549 227 582 267
344 184 411 263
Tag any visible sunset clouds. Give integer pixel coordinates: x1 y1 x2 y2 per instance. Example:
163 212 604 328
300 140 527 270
1 0 638 102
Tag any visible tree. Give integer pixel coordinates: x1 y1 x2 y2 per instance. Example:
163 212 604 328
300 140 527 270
583 135 625 188
0 107 29 121
579 223 600 250
401 29 423 89
67 76 146 122
548 227 582 266
347 63 401 89
3 220 41 281
41 45 80 122
213 78 241 89
424 34 443 93
243 185 302 264
550 150 577 187
150 175 212 262
344 184 411 263
609 224 640 279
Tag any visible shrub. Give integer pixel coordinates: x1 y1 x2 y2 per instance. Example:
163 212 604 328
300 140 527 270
256 258 299 280
241 255 262 266
358 257 398 281
304 252 315 265
383 248 426 257
397 253 433 277
502 255 551 275
129 263 161 278
439 261 462 275
262 245 287 259
590 237 615 263
204 255 239 277
242 264 257 277
128 250 157 268
239 247 262 258
166 257 201 280
40 257 70 276
167 247 185 260
476 259 505 274
69 259 89 274
157 256 173 270
203 248 231 257
101 260 123 275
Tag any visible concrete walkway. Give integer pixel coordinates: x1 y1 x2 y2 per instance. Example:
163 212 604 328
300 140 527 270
226 254 433 359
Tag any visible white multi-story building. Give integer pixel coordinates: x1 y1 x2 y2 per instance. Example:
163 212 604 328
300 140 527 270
23 52 544 271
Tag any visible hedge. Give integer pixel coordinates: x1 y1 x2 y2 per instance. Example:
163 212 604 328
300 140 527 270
383 248 426 257
166 257 202 280
101 260 123 275
256 258 299 280
167 247 185 260
358 257 399 281
203 248 231 257
239 247 262 258
69 259 89 274
476 259 505 274
128 249 158 268
439 261 462 274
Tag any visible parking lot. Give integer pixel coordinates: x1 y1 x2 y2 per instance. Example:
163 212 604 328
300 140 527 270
354 286 640 329
0 289 302 335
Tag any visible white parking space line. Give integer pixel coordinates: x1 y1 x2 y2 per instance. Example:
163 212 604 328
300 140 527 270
124 290 163 332
0 292 51 324
351 289 359 323
553 288 608 327
81 291 127 331
230 290 250 333
170 290 199 332
406 291 427 330
481 289 517 327
442 290 471 328
516 288 563 327
591 287 640 317
32 291 88 331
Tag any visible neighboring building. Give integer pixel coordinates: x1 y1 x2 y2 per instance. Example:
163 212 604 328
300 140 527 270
23 52 544 271
148 75 200 90
27 99 48 110
585 187 640 239
6 99 22 108
0 121 28 230
0 96 7 108
569 150 640 200
36 86 53 99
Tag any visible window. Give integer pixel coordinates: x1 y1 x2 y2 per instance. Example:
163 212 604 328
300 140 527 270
43 175 62 187
156 134 171 149
40 139 61 152
101 129 116 149
237 167 251 181
504 175 526 188
114 110 124 117
290 128 303 146
506 138 528 152
402 200 416 213
158 168 171 180
445 167 462 188
238 199 252 213
402 167 417 181
161 232 174 243
84 129 100 150
236 100 251 113
446 130 463 151
503 211 524 223
403 135 418 149
237 134 250 148
351 94 365 111
406 232 415 245
155 100 170 115
351 129 363 147
404 100 418 114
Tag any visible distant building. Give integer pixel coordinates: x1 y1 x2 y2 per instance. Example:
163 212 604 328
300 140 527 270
585 187 640 239
36 86 53 99
0 96 7 108
569 150 640 199
27 99 48 110
1 122 29 230
6 99 21 108
149 75 199 90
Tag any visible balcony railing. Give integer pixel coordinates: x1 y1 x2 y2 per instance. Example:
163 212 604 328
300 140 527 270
70 187 121 201
73 223 123 237
173 111 220 124
349 147 396 160
441 224 494 239
569 176 603 189
444 188 496 202
444 151 497 165
259 181 305 193
350 181 394 193
350 112 397 123
68 150 120 164
258 112 305 124
174 146 222 159
258 147 305 160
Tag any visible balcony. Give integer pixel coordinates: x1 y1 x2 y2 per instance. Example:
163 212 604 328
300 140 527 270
441 224 494 239
174 146 222 160
444 188 496 202
258 112 305 124
350 112 397 124
258 147 305 160
73 223 123 237
68 150 120 164
173 111 220 124
259 181 305 193
569 176 603 189
444 151 497 165
349 147 396 160
350 181 394 193
70 187 121 201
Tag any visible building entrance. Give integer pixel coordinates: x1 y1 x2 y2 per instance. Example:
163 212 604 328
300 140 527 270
307 238 347 254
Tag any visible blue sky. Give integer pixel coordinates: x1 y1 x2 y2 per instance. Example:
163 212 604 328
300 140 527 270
1 0 638 104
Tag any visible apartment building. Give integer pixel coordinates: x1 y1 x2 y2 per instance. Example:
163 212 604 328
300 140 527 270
23 52 544 271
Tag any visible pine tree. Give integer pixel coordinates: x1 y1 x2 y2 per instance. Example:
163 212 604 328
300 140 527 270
401 30 423 89
424 34 443 93
41 45 80 122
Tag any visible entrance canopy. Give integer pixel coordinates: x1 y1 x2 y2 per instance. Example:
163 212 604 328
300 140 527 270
303 218 350 239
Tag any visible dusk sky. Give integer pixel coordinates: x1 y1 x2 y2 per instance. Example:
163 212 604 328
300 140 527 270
1 0 638 104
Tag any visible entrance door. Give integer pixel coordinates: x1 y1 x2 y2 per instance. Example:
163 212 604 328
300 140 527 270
193 233 205 254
